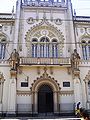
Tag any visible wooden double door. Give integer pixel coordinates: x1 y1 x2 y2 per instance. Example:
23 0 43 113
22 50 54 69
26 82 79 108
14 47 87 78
38 85 53 113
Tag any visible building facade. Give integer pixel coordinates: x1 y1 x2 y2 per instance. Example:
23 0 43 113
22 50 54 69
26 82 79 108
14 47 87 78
0 0 90 116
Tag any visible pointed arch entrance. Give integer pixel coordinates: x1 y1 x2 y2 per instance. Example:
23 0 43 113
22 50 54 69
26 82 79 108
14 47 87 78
38 84 53 113
30 70 61 114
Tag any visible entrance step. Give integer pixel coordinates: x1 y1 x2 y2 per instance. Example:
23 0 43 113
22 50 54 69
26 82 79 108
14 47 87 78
38 113 56 118
38 113 54 116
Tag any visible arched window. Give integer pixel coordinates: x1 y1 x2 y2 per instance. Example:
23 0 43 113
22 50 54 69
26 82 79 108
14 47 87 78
52 39 58 58
0 39 6 59
88 41 90 59
81 41 87 60
88 81 90 96
31 37 59 58
32 38 38 57
40 37 49 58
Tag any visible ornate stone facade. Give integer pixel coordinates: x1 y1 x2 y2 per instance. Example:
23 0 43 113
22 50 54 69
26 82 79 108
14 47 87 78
0 0 90 116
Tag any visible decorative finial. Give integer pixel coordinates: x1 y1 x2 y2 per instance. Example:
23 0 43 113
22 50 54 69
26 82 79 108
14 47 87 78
43 10 46 20
74 9 76 19
44 67 47 73
12 6 14 18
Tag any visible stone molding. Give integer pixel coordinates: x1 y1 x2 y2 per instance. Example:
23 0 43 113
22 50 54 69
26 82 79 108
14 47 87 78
10 69 17 78
0 72 4 82
60 90 74 96
84 70 90 81
17 90 31 96
25 20 65 56
73 69 80 79
30 67 61 92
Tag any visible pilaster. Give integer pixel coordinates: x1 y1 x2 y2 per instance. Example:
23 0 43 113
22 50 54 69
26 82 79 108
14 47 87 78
83 71 90 109
73 70 82 109
53 91 59 114
7 70 17 116
0 72 5 115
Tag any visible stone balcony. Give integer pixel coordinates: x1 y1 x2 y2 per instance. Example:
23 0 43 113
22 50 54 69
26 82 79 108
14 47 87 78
20 57 71 66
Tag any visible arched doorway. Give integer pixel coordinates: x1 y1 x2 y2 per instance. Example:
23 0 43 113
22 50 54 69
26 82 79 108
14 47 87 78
38 84 53 113
31 71 60 114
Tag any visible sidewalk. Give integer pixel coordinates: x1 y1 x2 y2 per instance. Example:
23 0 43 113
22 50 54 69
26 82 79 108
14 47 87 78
0 116 82 120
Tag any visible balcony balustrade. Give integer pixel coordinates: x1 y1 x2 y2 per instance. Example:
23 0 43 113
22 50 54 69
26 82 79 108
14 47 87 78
20 57 71 65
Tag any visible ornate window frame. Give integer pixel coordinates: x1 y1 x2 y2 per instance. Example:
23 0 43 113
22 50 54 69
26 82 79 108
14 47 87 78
25 22 65 57
80 34 90 60
0 33 9 60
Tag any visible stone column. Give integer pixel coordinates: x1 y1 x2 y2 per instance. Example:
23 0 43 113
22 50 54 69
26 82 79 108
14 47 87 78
84 80 90 109
34 91 38 114
7 70 17 116
73 70 82 110
0 73 4 114
54 91 59 114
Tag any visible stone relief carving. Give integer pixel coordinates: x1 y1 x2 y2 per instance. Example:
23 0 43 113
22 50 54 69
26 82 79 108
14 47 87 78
25 21 65 56
25 21 65 46
55 18 62 25
27 17 34 24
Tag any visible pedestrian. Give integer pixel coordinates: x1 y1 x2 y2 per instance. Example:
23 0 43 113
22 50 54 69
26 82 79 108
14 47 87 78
79 108 90 120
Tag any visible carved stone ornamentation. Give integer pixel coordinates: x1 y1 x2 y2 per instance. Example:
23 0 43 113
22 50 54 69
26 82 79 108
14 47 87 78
9 49 20 71
37 67 40 75
67 67 71 75
27 17 34 24
71 49 81 71
60 90 74 96
50 67 53 74
84 70 90 82
73 69 80 79
30 67 61 91
10 69 17 79
0 72 4 83
55 18 62 25
25 21 65 57
25 21 65 48
0 72 5 103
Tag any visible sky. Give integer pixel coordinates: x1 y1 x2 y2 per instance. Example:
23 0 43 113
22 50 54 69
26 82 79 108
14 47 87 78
0 0 90 16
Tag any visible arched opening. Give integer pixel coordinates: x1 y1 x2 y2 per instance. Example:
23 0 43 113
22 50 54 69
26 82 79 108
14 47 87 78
38 84 53 113
31 72 60 114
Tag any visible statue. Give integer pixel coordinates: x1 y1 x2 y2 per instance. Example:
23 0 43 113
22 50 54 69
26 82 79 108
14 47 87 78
9 49 20 71
71 49 81 70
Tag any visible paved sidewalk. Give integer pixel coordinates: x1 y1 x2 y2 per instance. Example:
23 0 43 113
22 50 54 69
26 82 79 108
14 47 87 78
0 117 83 120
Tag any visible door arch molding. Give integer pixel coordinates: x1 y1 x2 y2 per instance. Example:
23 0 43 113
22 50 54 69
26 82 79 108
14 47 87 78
30 71 61 114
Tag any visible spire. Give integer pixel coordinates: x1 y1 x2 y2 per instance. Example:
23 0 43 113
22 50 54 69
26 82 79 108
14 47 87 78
12 6 14 18
74 9 76 19
12 6 14 13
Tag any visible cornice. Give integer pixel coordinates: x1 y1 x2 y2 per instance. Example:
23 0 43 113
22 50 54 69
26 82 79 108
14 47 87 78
60 90 74 96
74 21 90 26
74 16 90 25
16 90 74 96
0 19 15 23
17 90 31 96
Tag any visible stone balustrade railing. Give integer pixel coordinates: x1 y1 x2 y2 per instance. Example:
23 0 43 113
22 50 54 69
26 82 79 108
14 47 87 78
20 57 71 65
